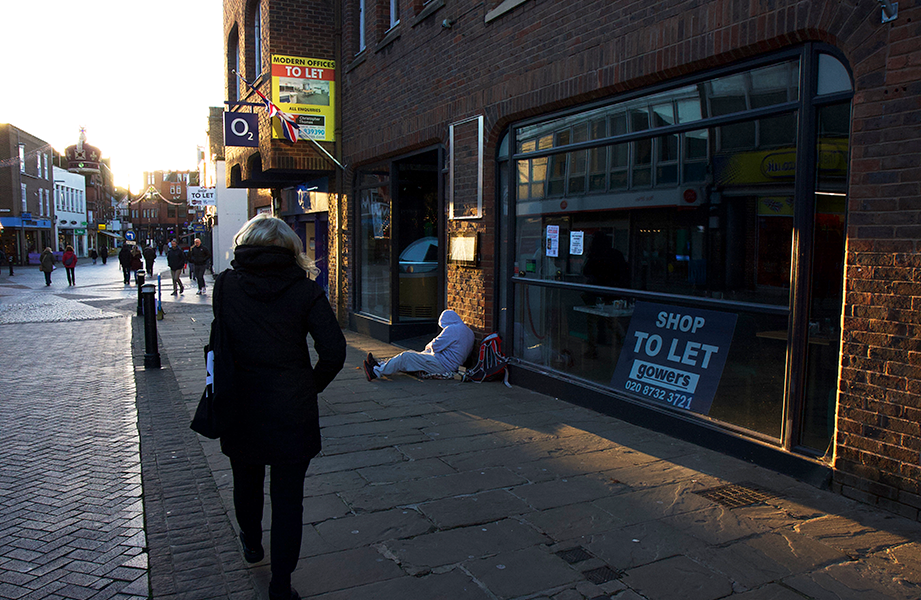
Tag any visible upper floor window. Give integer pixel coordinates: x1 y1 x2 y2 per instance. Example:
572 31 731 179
19 145 25 173
253 3 263 77
389 0 399 29
229 26 241 101
358 0 366 52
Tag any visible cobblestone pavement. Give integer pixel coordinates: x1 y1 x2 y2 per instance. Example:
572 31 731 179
0 264 148 600
5 262 921 599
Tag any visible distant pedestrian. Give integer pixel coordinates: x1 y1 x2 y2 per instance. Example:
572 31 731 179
130 246 144 284
89 248 98 265
62 245 78 286
214 215 346 600
100 245 108 265
39 247 55 286
166 239 186 296
0 247 11 276
143 244 157 275
189 238 211 295
118 245 132 285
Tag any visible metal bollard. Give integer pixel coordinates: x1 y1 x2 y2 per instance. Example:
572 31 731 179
142 283 161 369
136 269 147 316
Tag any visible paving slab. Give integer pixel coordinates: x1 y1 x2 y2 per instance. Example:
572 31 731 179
382 519 549 570
464 546 584 600
621 555 733 600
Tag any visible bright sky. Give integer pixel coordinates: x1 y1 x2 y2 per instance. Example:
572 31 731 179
1 1 225 192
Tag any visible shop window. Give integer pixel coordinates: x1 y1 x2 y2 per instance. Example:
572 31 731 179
507 50 849 450
358 171 392 319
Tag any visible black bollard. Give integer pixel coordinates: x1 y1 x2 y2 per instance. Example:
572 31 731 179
136 269 147 316
142 283 161 369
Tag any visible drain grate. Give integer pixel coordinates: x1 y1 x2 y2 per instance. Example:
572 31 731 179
582 565 620 584
556 547 593 564
693 483 778 508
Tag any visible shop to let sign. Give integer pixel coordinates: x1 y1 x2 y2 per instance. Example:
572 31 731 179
611 301 737 415
271 55 336 142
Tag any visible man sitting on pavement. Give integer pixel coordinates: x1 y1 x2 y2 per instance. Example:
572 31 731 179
364 309 474 381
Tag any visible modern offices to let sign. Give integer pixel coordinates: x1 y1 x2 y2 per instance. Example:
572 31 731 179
271 55 336 142
611 301 737 415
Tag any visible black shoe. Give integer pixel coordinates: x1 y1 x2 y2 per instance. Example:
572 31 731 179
239 532 264 563
363 359 377 382
366 352 379 368
269 586 300 600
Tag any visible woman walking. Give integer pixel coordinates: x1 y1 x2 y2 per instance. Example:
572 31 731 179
62 245 78 286
213 215 346 600
39 247 55 286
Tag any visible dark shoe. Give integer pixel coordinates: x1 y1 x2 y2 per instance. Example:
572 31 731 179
366 353 379 368
363 359 377 382
239 532 264 563
268 587 300 600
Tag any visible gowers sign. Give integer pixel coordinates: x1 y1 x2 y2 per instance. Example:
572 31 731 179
610 301 737 415
188 187 216 207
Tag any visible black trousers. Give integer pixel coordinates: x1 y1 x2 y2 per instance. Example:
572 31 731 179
231 459 310 587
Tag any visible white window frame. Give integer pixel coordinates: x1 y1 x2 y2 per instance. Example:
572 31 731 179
19 145 25 173
21 183 27 211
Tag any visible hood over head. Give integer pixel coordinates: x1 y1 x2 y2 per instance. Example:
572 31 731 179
438 309 464 328
231 245 306 302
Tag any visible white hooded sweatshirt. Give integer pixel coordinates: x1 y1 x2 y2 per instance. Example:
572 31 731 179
424 310 475 372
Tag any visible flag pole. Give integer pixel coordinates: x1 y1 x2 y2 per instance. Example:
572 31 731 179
231 70 347 171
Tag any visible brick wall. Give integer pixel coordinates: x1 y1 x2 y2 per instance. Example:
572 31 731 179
334 0 921 516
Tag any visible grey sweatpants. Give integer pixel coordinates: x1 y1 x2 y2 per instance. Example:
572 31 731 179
376 351 447 377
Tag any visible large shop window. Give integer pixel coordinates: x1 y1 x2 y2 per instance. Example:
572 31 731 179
358 171 392 319
505 48 852 455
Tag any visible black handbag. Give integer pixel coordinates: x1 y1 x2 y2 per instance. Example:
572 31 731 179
191 274 230 439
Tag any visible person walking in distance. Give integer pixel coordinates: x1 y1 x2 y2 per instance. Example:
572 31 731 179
189 238 211 295
213 215 346 600
39 247 55 286
99 245 108 265
143 244 157 276
130 246 144 284
118 245 132 285
166 239 186 296
62 245 78 286
0 246 12 276
89 247 98 265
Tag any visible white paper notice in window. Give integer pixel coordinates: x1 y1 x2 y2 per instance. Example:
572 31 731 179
570 231 584 255
546 225 559 257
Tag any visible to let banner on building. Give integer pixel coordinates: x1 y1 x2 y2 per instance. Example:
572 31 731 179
188 187 216 207
271 54 336 142
610 301 737 416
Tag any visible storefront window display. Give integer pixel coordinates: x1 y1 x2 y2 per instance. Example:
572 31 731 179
505 47 852 455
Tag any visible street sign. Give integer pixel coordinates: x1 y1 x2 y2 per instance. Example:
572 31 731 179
75 229 86 234
125 231 136 241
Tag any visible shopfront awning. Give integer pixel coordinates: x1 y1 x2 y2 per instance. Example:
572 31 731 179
97 230 125 241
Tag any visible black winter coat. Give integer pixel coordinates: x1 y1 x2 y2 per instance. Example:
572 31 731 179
214 245 346 465
166 246 186 270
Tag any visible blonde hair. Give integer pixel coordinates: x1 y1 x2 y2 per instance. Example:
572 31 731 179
233 214 317 275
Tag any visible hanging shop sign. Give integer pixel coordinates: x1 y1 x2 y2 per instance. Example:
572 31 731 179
610 301 737 415
271 54 336 142
223 112 259 148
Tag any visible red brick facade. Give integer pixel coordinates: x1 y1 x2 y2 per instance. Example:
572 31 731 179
225 0 921 517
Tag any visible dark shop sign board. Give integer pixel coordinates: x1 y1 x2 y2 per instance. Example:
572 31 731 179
611 301 737 415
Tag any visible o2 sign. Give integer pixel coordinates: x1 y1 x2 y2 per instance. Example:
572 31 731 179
223 112 259 148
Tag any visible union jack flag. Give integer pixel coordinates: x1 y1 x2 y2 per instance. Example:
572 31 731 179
239 74 300 143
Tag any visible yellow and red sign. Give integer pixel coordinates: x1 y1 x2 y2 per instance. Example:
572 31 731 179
271 55 336 142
